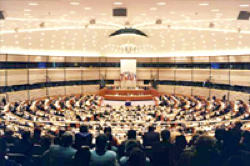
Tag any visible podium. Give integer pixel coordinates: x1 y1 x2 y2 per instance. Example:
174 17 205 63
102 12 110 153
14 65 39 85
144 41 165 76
121 80 136 89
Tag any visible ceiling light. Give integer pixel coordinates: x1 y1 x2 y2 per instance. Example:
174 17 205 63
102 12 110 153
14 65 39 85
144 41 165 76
239 4 249 7
24 9 31 12
29 3 38 6
157 2 166 6
114 2 123 5
101 13 107 16
199 3 209 6
211 9 219 12
70 2 80 5
150 7 157 11
84 7 92 10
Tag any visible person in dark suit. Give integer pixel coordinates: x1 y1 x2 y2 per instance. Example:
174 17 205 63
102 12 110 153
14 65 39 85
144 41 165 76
73 125 93 150
143 126 160 147
152 130 175 166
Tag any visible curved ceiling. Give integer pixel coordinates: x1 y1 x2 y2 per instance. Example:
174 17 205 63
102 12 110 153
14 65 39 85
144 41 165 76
0 0 250 57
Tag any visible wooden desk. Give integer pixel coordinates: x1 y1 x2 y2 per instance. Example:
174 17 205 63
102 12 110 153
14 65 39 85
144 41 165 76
99 88 160 101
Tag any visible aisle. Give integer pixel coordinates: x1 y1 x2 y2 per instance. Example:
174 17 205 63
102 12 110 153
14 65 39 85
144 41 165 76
101 100 155 106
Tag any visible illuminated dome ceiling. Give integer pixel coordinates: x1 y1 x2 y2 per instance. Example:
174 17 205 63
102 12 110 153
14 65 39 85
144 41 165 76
1 0 250 57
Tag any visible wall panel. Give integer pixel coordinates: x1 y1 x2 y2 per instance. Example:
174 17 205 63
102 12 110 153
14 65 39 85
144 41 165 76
83 57 100 62
65 57 81 62
7 91 29 102
211 69 229 84
65 85 82 95
47 69 65 82
210 56 228 62
175 86 192 95
159 69 175 80
65 68 81 81
48 86 65 96
106 68 120 80
48 56 65 62
193 69 210 82
29 69 46 84
0 70 6 86
0 54 6 61
210 89 228 99
137 68 151 80
7 55 28 62
29 89 47 99
193 56 210 63
230 70 250 86
175 69 192 81
7 69 28 86
158 57 175 63
82 85 99 94
158 85 175 94
229 55 250 62
192 87 210 97
83 68 100 80
29 56 47 62
175 56 192 63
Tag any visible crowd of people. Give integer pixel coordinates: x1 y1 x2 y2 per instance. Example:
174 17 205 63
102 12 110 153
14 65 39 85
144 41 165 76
1 123 250 166
0 94 250 165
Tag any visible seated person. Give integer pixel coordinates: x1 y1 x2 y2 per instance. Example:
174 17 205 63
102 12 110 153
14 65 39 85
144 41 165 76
42 131 77 166
143 126 160 147
73 125 93 150
90 134 117 166
0 138 19 166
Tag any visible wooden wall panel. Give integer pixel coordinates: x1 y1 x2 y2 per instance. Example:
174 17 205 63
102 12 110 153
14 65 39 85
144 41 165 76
29 89 47 100
230 70 250 86
210 89 228 99
211 69 229 84
47 69 65 82
136 58 151 63
210 56 228 62
65 57 81 62
7 55 28 62
193 69 210 82
229 91 249 103
82 85 99 94
48 87 65 97
106 58 121 62
158 57 175 63
175 56 192 63
29 56 47 62
7 69 28 86
83 68 100 80
192 87 210 97
48 56 65 62
175 86 192 95
159 69 175 80
175 69 192 81
193 56 210 63
65 86 82 95
83 57 99 62
0 54 6 61
29 69 46 84
158 85 175 94
106 68 120 80
7 91 29 102
0 70 6 86
229 55 250 62
65 68 81 81
137 68 151 80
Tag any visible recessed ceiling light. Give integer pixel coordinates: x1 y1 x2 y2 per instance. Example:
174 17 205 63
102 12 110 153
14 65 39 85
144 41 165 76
84 7 92 10
239 4 249 7
24 9 31 12
150 7 157 11
157 2 166 6
211 9 219 12
101 13 107 16
70 2 80 5
29 3 38 6
199 3 209 6
114 2 123 5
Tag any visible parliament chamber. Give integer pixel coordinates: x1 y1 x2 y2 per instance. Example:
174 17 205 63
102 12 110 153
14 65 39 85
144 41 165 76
1 0 250 166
